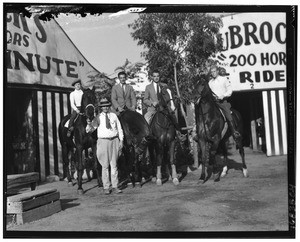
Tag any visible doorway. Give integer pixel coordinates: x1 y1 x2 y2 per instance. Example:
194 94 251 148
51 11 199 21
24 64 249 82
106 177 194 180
230 91 265 151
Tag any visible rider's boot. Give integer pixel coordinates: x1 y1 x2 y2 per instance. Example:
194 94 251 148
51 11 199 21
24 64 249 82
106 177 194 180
228 120 241 142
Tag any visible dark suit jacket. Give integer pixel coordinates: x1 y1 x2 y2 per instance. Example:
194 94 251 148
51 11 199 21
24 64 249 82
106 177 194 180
111 83 136 112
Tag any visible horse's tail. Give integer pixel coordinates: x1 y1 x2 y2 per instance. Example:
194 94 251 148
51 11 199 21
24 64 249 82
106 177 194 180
58 114 71 146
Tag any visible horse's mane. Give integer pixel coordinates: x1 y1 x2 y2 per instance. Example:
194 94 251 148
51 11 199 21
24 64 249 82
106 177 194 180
157 85 173 111
195 79 216 104
202 81 216 103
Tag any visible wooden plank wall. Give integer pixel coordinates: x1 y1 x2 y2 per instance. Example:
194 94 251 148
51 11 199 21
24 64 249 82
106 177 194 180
32 90 71 181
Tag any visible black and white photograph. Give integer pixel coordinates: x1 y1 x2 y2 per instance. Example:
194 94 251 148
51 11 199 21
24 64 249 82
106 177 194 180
2 1 297 239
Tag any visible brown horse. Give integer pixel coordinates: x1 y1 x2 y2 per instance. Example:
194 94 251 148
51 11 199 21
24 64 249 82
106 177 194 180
58 87 102 194
192 78 248 183
148 87 179 186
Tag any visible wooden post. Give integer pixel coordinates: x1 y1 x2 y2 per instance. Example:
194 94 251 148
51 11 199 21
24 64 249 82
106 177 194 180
186 103 199 168
251 120 258 151
173 62 187 124
173 62 198 168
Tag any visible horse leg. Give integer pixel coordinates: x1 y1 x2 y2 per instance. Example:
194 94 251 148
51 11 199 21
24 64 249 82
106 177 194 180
70 150 75 180
239 146 248 177
75 146 84 194
211 150 221 182
84 149 92 182
148 144 156 182
156 145 163 186
199 140 207 182
62 144 73 186
201 141 212 183
134 152 142 185
220 140 229 178
129 146 137 187
92 144 102 187
169 140 179 185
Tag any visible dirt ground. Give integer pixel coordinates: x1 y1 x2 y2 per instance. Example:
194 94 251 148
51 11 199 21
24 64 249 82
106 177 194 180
5 146 290 237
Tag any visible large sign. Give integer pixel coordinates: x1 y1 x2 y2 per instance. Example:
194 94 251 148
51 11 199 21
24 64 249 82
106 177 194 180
6 13 100 88
216 13 286 91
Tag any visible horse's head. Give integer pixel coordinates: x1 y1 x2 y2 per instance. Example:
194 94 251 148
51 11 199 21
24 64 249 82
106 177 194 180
191 78 213 105
158 86 176 113
81 87 96 122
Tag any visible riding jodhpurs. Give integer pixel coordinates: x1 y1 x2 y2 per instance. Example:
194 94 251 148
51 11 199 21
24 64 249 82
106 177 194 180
144 110 156 124
68 106 81 129
216 100 240 137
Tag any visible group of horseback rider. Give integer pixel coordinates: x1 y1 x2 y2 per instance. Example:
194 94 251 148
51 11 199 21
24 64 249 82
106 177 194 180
66 66 240 194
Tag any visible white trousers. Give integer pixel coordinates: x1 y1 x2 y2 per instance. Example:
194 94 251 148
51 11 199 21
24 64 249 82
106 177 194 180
96 137 120 190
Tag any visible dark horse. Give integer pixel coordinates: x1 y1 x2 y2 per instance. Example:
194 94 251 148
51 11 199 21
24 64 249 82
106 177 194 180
148 87 179 186
58 87 102 194
192 78 248 183
118 109 152 187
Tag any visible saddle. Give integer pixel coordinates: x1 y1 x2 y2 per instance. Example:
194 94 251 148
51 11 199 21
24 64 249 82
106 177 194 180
152 110 172 130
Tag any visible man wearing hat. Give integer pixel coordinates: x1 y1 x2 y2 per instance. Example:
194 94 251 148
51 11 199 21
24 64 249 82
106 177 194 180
67 79 83 137
86 97 124 195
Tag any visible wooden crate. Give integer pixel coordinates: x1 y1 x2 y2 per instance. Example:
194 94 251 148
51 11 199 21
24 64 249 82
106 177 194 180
7 188 61 225
7 172 39 194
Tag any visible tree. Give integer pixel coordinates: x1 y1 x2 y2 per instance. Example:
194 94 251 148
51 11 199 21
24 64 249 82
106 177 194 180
129 13 223 167
128 13 223 104
114 58 145 79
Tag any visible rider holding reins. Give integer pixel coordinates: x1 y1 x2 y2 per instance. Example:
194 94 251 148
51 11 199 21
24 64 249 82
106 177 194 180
67 79 83 137
143 70 180 131
111 71 136 115
208 65 241 141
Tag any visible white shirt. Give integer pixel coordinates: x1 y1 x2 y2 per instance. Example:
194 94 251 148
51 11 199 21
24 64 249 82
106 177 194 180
154 82 159 93
208 75 233 99
91 112 124 141
70 89 83 111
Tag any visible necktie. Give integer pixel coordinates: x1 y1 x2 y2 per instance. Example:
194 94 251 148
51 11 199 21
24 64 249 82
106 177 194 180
157 84 160 95
122 84 126 94
105 113 112 129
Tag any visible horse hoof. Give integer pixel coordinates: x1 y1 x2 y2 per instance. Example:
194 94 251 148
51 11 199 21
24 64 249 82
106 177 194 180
151 177 157 183
199 174 205 181
156 179 162 186
220 172 227 178
243 169 249 178
173 178 179 186
202 177 209 184
77 189 84 195
68 182 73 186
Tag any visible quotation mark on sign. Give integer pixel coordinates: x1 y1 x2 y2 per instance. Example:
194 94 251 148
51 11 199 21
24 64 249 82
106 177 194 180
217 53 227 61
79 61 85 67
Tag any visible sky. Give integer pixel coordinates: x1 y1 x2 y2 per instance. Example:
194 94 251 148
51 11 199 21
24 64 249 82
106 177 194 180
54 9 230 79
55 12 146 78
